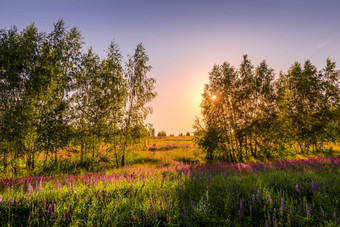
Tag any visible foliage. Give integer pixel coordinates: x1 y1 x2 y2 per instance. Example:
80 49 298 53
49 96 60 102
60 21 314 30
157 131 167 137
195 55 340 162
0 21 156 174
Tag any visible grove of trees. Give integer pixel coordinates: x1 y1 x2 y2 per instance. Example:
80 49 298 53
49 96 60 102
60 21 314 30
0 20 156 174
194 55 340 162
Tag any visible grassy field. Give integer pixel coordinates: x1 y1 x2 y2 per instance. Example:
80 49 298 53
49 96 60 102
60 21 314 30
0 136 340 226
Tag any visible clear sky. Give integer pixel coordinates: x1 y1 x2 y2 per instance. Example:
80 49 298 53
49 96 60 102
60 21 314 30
1 0 340 135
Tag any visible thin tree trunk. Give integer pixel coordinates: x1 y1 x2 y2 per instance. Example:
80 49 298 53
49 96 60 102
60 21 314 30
32 148 35 170
113 137 119 167
3 147 7 170
54 146 58 164
121 140 127 167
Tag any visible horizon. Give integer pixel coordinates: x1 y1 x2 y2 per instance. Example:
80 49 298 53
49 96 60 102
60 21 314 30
1 0 340 135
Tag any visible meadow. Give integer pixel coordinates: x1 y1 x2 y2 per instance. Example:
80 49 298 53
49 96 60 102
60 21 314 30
0 136 339 226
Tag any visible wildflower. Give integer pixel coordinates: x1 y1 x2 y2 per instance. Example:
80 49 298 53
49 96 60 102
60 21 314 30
0 195 2 203
28 211 32 223
67 203 70 213
238 199 243 217
63 215 66 223
252 194 255 203
250 206 253 219
295 184 302 197
164 194 169 211
306 201 310 218
280 198 286 213
47 205 52 217
39 180 42 193
334 210 338 222
160 199 163 212
320 207 324 217
179 209 187 222
311 181 319 193
323 184 326 194
43 198 46 210
268 194 273 204
190 200 195 210
256 190 260 200
150 198 155 218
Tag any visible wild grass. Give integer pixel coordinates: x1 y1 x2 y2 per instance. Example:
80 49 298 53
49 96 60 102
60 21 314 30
0 136 339 226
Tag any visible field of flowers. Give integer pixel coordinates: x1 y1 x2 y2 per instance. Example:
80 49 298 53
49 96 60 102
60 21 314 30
0 137 340 226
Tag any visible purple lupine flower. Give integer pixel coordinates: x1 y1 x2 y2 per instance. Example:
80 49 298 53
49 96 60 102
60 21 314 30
43 198 46 210
295 184 302 197
190 200 195 210
306 202 310 218
165 194 169 211
244 197 248 207
265 221 268 227
256 190 260 200
281 198 286 212
28 184 33 195
47 205 52 217
268 194 273 204
323 183 326 194
0 195 2 203
36 199 39 207
333 210 338 221
21 196 25 203
311 181 319 193
250 206 253 219
63 215 66 223
205 200 208 209
67 203 70 213
159 199 163 212
252 194 255 203
154 189 157 197
207 172 211 185
238 199 243 217
179 209 187 222
53 203 57 212
28 211 32 222
150 198 155 218
320 207 325 217
39 180 42 193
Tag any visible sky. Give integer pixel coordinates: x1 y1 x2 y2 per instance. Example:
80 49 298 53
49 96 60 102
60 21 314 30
1 0 340 135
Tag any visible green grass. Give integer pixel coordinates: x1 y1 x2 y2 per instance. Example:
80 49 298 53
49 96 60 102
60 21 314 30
0 137 339 226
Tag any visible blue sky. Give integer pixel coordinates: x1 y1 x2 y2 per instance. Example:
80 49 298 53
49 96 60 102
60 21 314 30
1 0 340 135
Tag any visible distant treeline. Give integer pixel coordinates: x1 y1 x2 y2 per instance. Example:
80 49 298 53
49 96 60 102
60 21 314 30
194 55 340 161
0 20 156 174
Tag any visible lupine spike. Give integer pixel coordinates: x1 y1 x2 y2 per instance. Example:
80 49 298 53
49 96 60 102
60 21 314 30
281 198 286 212
295 184 302 197
306 201 310 218
268 194 273 204
320 207 325 217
